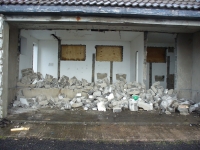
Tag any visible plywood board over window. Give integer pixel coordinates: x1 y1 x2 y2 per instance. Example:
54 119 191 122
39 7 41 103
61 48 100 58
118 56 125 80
147 47 166 63
96 45 123 62
61 45 86 61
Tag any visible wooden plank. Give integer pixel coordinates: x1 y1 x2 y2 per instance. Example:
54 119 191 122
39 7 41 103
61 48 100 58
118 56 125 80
11 127 30 131
167 56 170 89
96 46 123 62
61 45 86 61
110 61 113 84
147 47 166 63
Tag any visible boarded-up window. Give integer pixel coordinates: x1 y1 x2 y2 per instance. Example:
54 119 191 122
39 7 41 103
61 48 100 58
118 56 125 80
96 46 123 62
147 47 166 63
61 45 86 61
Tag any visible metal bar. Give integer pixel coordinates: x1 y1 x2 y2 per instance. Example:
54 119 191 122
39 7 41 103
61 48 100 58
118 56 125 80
58 40 61 79
51 34 61 79
110 61 113 84
92 53 95 83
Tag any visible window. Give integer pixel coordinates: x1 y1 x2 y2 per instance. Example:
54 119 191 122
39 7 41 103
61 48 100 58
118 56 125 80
61 45 86 61
147 47 166 63
96 45 123 62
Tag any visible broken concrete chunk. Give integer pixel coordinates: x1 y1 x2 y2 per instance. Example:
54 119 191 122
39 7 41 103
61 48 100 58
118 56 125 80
64 102 71 110
128 88 140 95
93 91 101 97
84 107 88 111
165 111 171 115
76 93 82 97
76 98 82 103
45 74 53 82
97 101 106 112
13 100 20 107
71 102 83 108
152 82 160 87
129 99 138 111
178 104 189 115
39 100 48 106
20 98 29 106
113 105 122 113
92 107 97 111
138 101 153 111
168 89 174 95
107 93 114 101
151 86 157 93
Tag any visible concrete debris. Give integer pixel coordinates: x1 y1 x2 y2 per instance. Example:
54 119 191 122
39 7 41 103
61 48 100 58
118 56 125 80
178 104 189 115
71 102 83 108
113 105 122 113
19 98 29 106
129 99 138 111
138 101 153 111
97 101 106 112
64 102 71 110
11 68 199 115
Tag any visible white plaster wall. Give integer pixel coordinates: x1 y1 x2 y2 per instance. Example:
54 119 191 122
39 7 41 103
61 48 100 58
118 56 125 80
130 33 144 83
38 40 58 78
61 40 130 82
27 30 143 83
152 63 167 88
19 30 39 79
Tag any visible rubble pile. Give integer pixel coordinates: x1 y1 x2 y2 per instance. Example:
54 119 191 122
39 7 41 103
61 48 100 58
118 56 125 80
13 68 200 115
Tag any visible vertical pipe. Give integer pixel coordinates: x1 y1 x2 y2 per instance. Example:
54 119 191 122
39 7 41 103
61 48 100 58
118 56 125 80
135 51 139 82
58 40 61 79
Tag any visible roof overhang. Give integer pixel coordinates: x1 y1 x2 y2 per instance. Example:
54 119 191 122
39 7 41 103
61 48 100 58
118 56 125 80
0 5 200 20
4 15 200 33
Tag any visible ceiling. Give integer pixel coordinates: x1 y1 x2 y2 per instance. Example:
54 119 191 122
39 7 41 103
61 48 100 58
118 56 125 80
26 30 142 41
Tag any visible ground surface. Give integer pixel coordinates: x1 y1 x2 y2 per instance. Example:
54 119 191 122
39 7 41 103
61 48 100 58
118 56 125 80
7 108 200 125
0 108 199 149
0 138 200 150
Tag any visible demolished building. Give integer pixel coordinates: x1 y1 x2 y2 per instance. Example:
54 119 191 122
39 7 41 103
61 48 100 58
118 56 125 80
0 0 200 118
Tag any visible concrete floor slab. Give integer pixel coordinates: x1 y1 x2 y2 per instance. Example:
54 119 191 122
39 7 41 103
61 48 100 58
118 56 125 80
1 108 199 142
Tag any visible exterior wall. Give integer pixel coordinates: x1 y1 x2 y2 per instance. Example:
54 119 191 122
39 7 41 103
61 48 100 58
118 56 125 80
192 32 200 102
0 15 9 118
8 26 19 105
177 34 193 99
